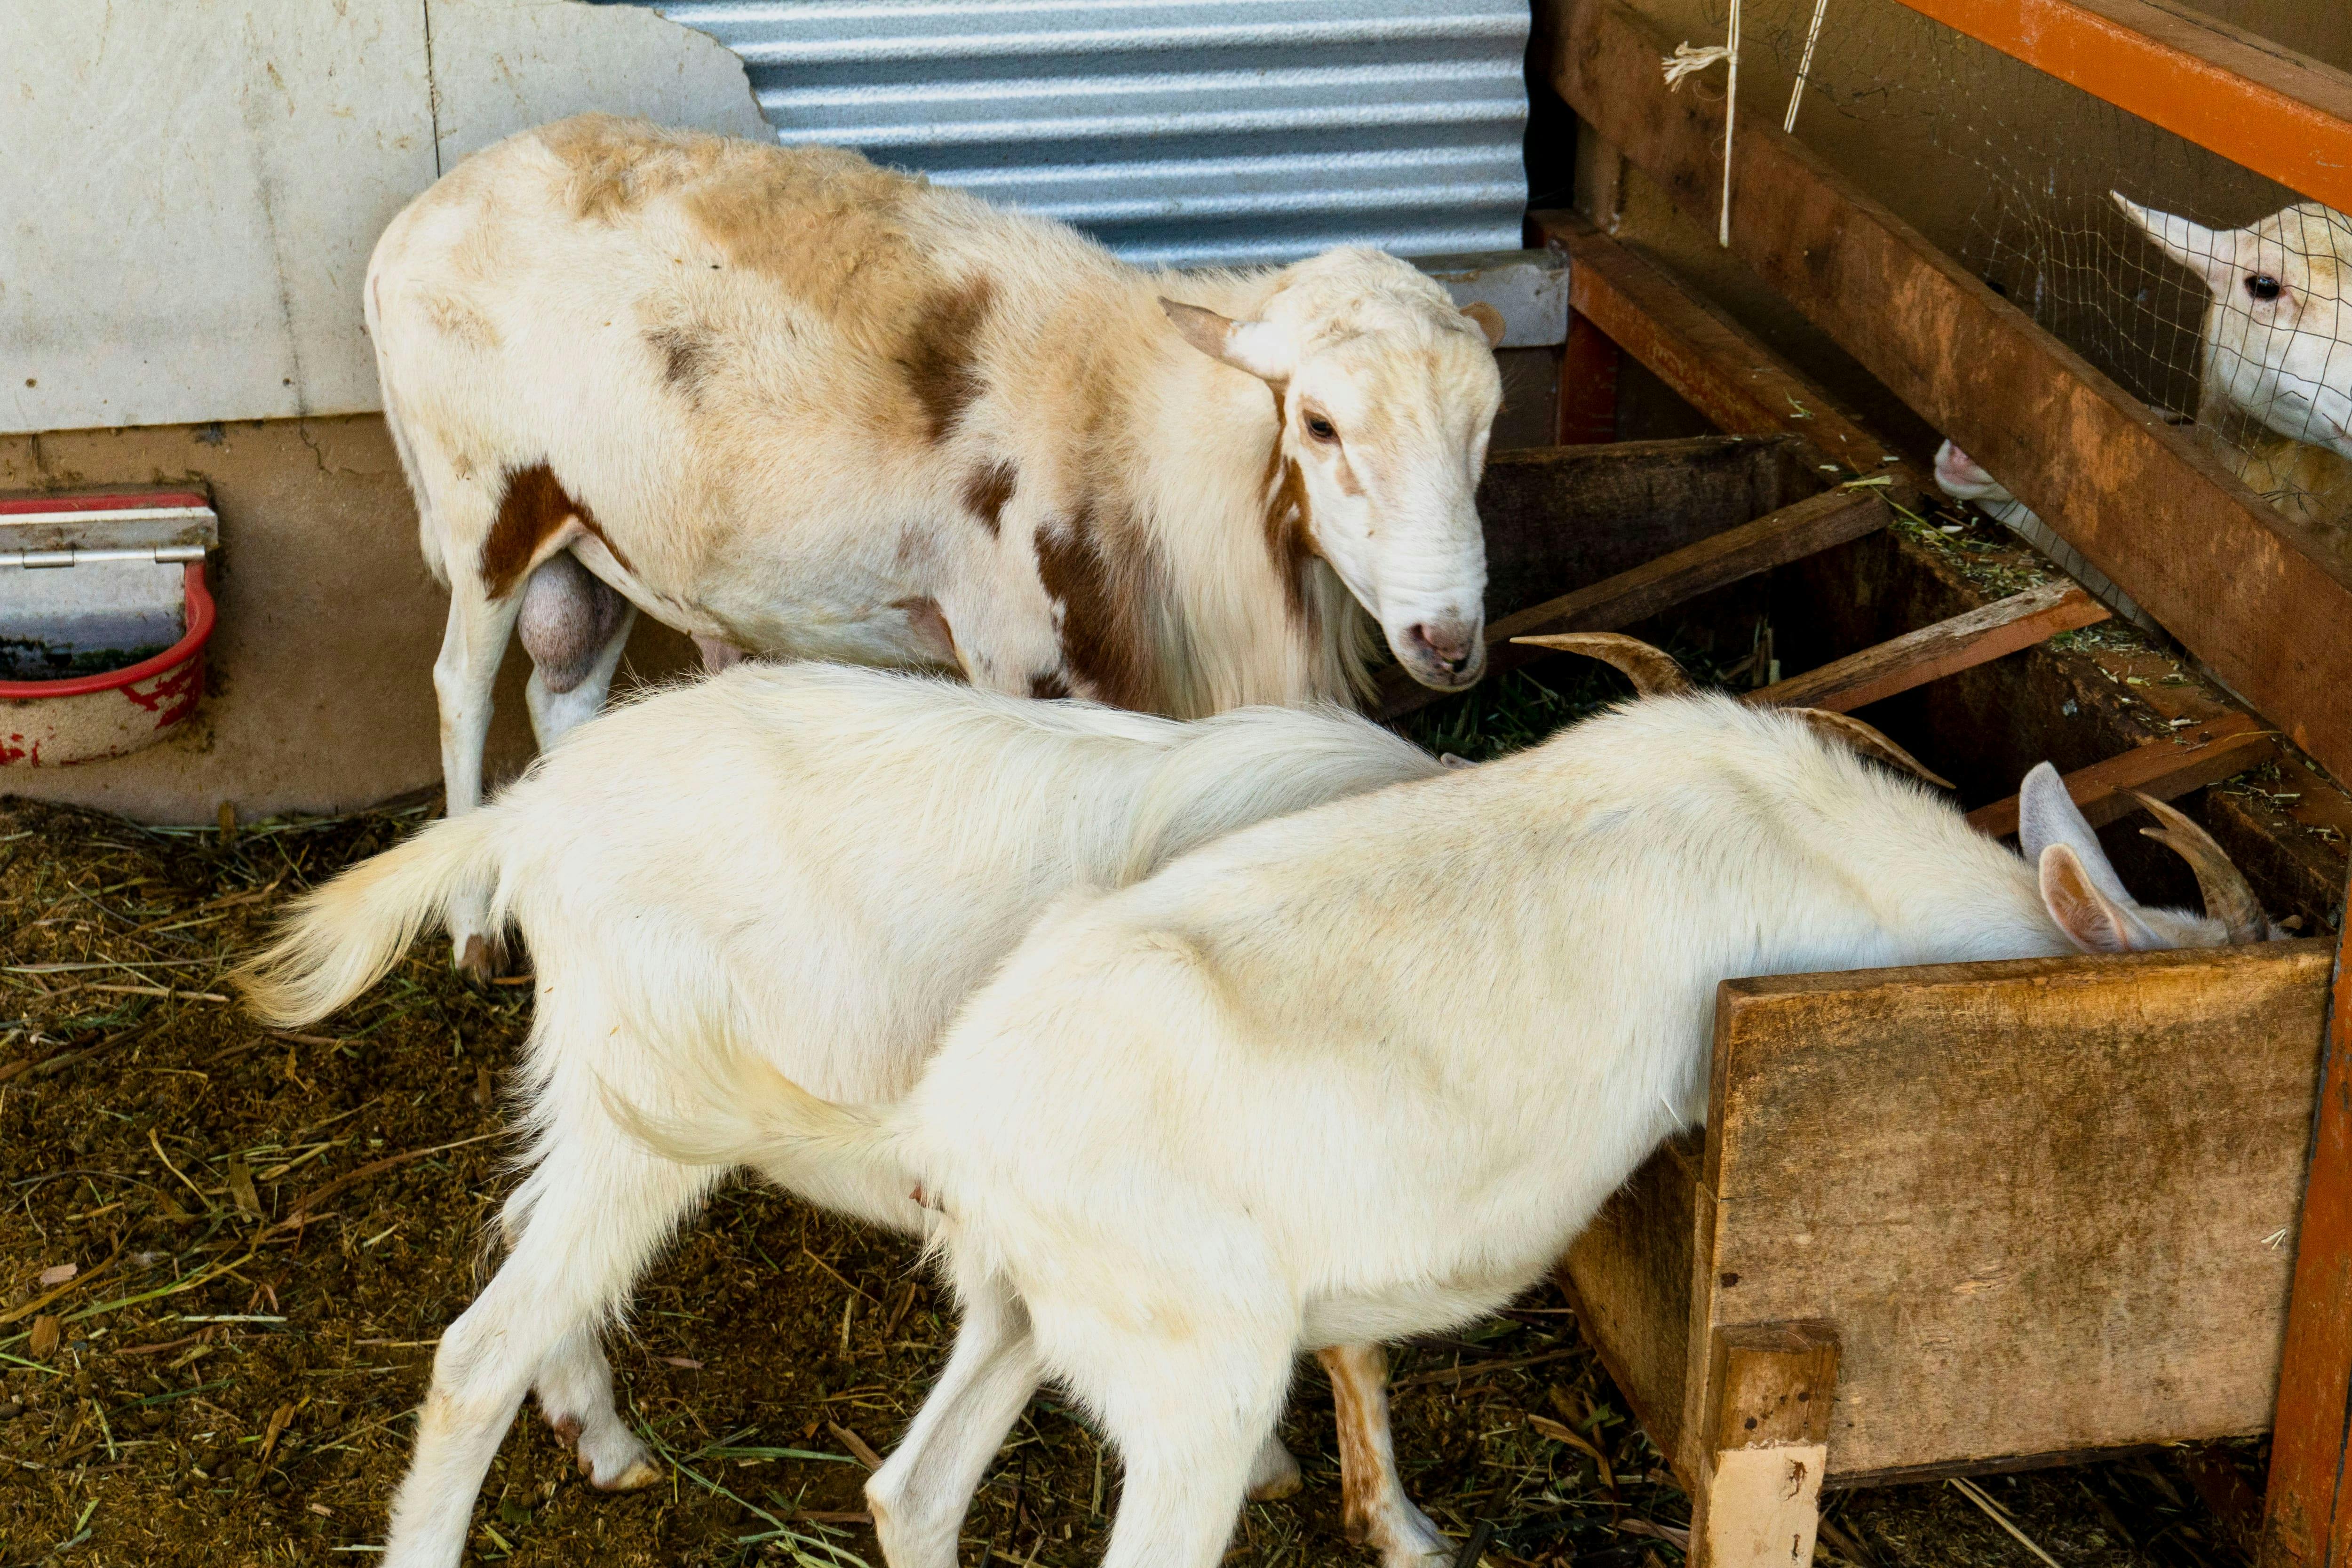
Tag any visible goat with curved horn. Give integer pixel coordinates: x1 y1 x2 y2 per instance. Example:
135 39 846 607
1510 633 1695 697
1513 632 1950 788
2131 792 2271 944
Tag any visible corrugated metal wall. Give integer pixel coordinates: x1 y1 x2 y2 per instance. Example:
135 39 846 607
594 0 1531 267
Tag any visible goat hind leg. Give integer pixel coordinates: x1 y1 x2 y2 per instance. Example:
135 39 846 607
432 572 524 981
1322 1343 1451 1568
867 1273 1044 1568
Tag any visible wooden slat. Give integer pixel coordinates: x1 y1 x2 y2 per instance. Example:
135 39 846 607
1534 210 1911 490
1557 309 1625 444
1885 0 2352 215
1379 487 1890 719
1554 0 2352 786
2263 907 2352 1568
1748 582 2108 714
1964 711 2276 837
1700 943 2332 1477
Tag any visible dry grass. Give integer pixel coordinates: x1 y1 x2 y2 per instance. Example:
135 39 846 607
0 784 2259 1568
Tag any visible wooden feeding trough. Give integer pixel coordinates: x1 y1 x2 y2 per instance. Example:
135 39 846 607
1414 208 2352 1565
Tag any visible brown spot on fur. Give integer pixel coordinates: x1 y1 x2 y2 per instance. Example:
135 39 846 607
1029 672 1072 699
645 324 713 400
1033 501 1164 713
901 280 993 443
1321 1345 1385 1542
1264 456 1317 621
891 596 961 669
483 462 632 599
961 460 1017 536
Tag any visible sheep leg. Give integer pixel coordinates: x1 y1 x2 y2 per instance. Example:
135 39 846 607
866 1275 1044 1568
433 572 524 982
1077 1326 1296 1568
383 1140 713 1568
1321 1343 1452 1567
519 553 637 749
531 1322 658 1490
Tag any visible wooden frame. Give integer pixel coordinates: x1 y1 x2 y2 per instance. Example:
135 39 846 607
1549 0 2352 787
1883 0 2352 215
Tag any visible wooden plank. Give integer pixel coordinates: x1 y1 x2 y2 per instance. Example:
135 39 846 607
1557 309 1624 444
1748 582 2108 714
1964 711 2277 837
1694 1324 1838 1568
1554 0 2352 786
1697 943 2331 1478
1533 209 1912 490
1884 0 2352 216
2262 906 2352 1568
1473 436 1798 621
1380 487 1889 719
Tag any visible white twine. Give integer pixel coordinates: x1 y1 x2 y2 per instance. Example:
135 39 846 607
1661 1 1743 247
1783 0 1832 133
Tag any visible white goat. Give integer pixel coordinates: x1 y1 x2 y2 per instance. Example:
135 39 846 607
235 663 1449 1568
1931 440 2153 628
639 634 2272 1568
366 115 1505 973
2114 193 2352 535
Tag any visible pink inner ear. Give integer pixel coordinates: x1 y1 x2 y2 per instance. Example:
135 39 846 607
2040 844 2133 954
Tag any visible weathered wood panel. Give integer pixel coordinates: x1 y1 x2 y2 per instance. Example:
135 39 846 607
1696 944 2329 1479
1553 0 2352 785
2263 921 2352 1568
1473 437 1800 621
1747 582 2107 714
1561 1133 1706 1480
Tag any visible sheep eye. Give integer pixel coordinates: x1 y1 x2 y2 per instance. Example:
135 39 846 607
2246 274 2283 302
1303 414 1338 442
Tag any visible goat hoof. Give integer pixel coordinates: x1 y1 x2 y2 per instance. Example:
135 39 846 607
455 933 501 986
1245 1441 1303 1502
1247 1469 1303 1503
593 1457 662 1492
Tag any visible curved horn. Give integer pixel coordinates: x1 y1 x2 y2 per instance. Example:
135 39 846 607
2131 791 2267 943
1794 709 1955 789
1508 633 1694 697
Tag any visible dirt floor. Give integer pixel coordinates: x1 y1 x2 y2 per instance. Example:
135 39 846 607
0 667 2273 1567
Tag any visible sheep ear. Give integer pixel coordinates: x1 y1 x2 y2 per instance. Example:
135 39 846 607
2040 844 2155 954
1461 301 1507 349
1160 298 1295 383
2113 191 2239 300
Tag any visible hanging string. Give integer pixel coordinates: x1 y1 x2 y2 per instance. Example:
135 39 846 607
1661 0 1743 247
1783 0 1832 133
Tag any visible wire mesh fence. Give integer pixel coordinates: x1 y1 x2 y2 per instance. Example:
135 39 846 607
1641 0 2352 549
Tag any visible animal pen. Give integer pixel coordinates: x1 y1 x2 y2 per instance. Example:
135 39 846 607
4 1 2352 1565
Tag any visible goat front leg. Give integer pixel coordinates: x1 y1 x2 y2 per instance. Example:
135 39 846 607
432 573 524 982
1322 1343 1452 1567
867 1274 1045 1568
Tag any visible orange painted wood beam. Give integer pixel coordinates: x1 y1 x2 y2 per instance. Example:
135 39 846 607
1885 0 2352 214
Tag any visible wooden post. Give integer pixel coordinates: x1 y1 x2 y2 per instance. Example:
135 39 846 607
1692 1323 1839 1568
2261 896 2352 1568
1556 310 1623 444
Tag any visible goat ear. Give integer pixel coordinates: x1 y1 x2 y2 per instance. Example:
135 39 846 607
1460 301 1507 349
1160 298 1295 383
2112 192 2239 300
2017 761 2139 910
2040 844 2149 954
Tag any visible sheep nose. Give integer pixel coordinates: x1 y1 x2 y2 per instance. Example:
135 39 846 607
1407 621 1478 675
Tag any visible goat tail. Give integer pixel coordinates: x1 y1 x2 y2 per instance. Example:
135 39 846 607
601 1049 916 1201
233 811 504 1027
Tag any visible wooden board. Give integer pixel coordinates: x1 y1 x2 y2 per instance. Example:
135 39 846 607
1749 582 2108 714
1551 0 2352 787
2263 916 2352 1568
1884 0 2352 215
1473 436 1804 621
1965 711 2278 837
1687 943 2330 1480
